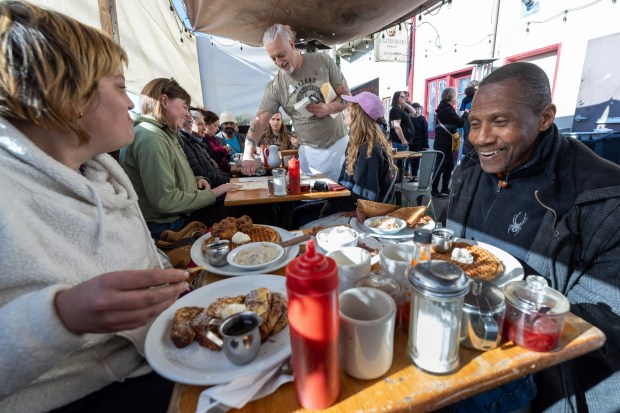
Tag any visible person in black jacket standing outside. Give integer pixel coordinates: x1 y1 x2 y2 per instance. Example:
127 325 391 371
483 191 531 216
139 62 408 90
432 87 466 197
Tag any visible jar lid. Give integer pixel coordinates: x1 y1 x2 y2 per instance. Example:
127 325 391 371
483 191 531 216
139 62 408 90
354 269 401 300
414 228 432 244
272 168 286 175
464 280 505 314
409 260 470 297
502 275 569 316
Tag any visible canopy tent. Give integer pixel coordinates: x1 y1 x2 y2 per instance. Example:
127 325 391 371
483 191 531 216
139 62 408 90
28 0 203 105
180 0 434 47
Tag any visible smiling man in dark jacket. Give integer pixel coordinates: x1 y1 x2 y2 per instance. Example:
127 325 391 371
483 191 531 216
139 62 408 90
447 62 620 412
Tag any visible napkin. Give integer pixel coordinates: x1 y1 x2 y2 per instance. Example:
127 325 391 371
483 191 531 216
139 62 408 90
195 360 294 413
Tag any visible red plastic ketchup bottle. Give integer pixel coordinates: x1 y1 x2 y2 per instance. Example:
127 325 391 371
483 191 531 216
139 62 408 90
288 155 301 195
286 239 340 409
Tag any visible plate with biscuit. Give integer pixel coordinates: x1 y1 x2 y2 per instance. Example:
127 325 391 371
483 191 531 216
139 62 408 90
190 216 299 276
145 274 290 385
431 238 524 287
351 202 434 239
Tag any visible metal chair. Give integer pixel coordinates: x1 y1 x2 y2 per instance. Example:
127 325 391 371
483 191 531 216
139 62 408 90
393 150 444 219
381 163 399 204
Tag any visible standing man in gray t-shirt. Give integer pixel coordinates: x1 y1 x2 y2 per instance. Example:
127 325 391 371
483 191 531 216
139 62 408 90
241 24 350 180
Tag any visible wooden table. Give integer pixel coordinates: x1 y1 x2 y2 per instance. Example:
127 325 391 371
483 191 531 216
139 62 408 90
392 151 421 183
224 175 350 207
169 271 606 413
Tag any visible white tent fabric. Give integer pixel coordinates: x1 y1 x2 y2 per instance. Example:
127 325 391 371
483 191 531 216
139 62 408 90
197 36 277 120
27 0 203 105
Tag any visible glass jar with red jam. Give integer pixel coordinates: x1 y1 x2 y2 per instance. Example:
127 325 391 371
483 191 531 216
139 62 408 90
502 275 570 352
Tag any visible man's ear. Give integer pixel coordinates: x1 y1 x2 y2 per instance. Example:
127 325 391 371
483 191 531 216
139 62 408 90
539 103 556 131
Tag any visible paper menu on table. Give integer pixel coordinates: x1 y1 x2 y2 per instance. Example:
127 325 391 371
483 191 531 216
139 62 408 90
234 177 270 191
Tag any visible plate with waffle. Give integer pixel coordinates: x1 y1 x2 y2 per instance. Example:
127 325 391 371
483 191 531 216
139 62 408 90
431 238 524 287
145 274 290 385
190 216 299 276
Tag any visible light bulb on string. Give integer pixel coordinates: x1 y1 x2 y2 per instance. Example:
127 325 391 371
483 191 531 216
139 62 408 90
488 35 492 43
382 32 385 39
365 40 369 48
240 43 243 51
563 11 568 22
454 44 457 53
526 22 530 33
398 23 402 31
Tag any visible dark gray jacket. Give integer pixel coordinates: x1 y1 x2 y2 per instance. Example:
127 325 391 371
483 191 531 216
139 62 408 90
447 124 620 412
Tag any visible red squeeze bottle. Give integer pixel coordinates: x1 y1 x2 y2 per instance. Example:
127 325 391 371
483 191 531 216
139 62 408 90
286 239 340 409
288 155 301 195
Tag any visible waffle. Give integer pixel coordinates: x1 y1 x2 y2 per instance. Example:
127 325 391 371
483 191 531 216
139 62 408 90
432 242 504 281
202 225 280 252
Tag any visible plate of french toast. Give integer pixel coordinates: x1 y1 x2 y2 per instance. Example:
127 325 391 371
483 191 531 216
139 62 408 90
350 200 434 239
145 274 290 385
190 216 299 276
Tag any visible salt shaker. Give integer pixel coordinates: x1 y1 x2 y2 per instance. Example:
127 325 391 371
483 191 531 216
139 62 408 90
407 260 470 374
271 168 288 196
286 239 340 409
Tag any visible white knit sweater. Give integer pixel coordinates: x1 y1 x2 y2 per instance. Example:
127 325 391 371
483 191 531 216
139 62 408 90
0 117 163 413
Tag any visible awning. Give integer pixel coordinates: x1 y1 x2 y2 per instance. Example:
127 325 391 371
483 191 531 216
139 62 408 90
180 0 433 47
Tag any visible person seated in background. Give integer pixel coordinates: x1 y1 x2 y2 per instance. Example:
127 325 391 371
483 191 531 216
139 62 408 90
198 109 231 173
119 78 240 238
0 3 189 412
257 111 300 150
179 109 231 187
215 111 245 156
294 92 394 225
445 61 620 413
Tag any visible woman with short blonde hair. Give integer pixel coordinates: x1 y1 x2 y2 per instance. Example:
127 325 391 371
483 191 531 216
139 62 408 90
0 2 188 412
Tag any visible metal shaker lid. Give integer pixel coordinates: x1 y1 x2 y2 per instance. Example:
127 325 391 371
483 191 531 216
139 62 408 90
409 260 470 297
503 275 569 316
464 280 505 315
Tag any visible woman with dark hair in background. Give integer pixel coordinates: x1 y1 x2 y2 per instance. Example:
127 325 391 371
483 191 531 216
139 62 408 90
258 111 300 149
459 80 479 156
432 87 466 198
388 91 414 152
200 109 231 172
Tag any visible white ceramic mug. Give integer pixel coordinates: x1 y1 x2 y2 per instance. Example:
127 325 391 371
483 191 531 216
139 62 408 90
339 287 396 380
380 244 413 292
326 247 371 292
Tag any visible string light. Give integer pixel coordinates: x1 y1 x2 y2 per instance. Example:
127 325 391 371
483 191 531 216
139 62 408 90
526 22 530 33
454 44 457 53
365 40 369 48
382 32 385 39
563 10 568 22
240 44 243 51
488 35 492 43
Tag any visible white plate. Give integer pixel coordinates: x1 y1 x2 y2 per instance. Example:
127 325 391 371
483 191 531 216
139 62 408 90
350 217 434 239
315 232 382 266
226 242 285 271
145 275 290 385
363 216 407 235
190 225 299 276
455 238 525 287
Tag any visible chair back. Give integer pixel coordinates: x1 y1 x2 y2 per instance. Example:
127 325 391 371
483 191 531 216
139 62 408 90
381 163 399 204
414 150 444 190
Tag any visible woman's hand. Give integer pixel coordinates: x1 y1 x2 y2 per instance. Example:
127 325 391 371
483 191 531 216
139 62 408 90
211 182 242 197
54 269 190 334
197 178 211 190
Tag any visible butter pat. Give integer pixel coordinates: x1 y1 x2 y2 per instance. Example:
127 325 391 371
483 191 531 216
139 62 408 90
451 247 474 264
219 303 247 319
231 231 251 244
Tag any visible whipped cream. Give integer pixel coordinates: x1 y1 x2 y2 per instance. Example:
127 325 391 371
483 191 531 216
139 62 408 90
231 231 251 244
451 247 474 264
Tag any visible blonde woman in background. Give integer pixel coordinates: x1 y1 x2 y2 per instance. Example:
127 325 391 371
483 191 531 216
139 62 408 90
0 2 189 412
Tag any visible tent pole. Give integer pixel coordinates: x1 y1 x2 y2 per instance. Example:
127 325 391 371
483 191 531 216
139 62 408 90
97 0 121 45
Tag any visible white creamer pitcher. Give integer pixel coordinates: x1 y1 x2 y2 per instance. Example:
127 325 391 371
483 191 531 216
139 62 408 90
264 144 281 168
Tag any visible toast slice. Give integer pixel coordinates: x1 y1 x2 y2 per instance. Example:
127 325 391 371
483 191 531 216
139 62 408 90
388 206 428 228
357 199 400 218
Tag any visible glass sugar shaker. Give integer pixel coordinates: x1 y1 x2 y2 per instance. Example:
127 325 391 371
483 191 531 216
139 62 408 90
272 168 288 196
407 260 470 374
